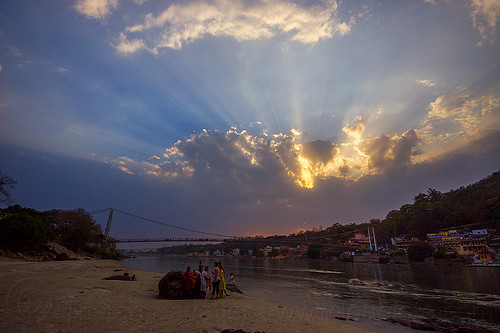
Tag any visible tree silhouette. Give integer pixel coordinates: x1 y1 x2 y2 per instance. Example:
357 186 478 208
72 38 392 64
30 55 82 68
0 172 17 206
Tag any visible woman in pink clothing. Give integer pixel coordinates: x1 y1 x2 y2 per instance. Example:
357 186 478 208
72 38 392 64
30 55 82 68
210 262 220 300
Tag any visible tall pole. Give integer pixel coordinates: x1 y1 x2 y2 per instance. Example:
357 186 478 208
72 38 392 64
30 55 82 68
372 227 378 252
368 227 373 251
104 208 114 249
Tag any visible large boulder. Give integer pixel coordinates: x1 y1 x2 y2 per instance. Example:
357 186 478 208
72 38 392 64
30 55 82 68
158 270 185 299
46 242 79 260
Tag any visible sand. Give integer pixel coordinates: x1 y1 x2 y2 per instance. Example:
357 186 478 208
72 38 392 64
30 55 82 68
0 259 373 333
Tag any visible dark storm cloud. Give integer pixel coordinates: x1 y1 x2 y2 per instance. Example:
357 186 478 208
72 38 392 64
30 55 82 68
301 140 338 166
2 126 499 237
361 129 419 171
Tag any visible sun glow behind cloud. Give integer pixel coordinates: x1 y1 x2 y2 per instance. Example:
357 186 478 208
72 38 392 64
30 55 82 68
1 0 499 236
105 85 500 189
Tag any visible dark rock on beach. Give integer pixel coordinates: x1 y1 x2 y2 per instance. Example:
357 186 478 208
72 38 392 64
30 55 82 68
103 273 130 281
226 284 243 294
383 317 498 333
220 329 266 333
158 270 185 299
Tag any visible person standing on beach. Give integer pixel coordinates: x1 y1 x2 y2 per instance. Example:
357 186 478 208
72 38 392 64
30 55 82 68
182 266 194 298
218 263 227 298
210 262 220 300
192 269 201 299
200 266 209 299
205 266 212 292
198 261 203 272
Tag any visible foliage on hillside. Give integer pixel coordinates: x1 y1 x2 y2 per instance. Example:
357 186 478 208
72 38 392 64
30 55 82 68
0 205 118 259
378 170 500 240
290 170 500 246
158 170 500 254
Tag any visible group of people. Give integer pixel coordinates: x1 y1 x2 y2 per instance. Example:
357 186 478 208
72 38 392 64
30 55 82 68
182 261 235 300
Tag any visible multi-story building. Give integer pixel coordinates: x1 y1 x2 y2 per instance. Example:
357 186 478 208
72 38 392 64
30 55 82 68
427 228 495 255
346 233 371 249
460 238 491 255
390 237 419 251
427 229 467 246
264 246 273 256
490 237 500 254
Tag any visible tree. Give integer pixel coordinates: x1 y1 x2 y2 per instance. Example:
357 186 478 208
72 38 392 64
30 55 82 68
306 245 321 259
407 241 434 262
53 209 103 251
0 173 17 206
0 213 48 251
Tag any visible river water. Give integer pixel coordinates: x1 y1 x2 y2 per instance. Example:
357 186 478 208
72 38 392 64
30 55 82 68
123 256 500 331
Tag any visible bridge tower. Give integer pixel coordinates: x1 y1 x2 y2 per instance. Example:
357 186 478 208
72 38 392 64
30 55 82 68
103 208 114 249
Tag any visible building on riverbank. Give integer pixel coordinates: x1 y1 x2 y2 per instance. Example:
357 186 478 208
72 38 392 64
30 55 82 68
426 228 495 256
390 237 419 251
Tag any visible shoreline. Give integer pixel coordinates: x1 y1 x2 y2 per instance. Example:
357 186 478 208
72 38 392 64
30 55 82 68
121 257 419 333
0 258 374 332
120 255 500 333
123 252 476 266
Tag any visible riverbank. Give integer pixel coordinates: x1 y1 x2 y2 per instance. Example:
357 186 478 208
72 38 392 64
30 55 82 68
0 258 371 333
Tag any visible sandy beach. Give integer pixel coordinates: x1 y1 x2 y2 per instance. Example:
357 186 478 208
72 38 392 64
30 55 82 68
0 259 373 333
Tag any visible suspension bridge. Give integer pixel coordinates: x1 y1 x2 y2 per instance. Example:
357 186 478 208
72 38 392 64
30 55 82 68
90 207 385 251
90 208 235 246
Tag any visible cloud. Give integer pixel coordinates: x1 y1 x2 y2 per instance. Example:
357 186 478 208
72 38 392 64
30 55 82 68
106 120 422 190
418 87 500 157
114 32 147 54
360 129 419 171
301 140 337 165
0 65 2 72
416 79 435 87
418 87 500 161
10 46 22 57
102 84 499 191
74 0 118 20
342 116 365 143
468 0 500 42
18 60 34 69
57 67 69 73
115 0 353 53
133 0 147 4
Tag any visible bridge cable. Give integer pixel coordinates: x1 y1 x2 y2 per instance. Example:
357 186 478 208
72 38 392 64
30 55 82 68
112 208 237 239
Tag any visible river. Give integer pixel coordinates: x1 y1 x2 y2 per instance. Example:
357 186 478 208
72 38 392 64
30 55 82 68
123 256 500 331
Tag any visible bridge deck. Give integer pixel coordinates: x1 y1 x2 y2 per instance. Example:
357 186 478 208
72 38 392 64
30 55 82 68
115 238 225 243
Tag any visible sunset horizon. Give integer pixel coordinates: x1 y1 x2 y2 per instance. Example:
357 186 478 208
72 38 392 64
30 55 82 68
1 0 499 236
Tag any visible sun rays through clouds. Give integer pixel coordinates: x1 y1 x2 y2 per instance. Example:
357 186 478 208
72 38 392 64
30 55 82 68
106 83 500 191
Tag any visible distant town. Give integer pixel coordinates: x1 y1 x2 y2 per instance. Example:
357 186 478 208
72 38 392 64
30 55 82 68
1 171 499 266
122 225 500 266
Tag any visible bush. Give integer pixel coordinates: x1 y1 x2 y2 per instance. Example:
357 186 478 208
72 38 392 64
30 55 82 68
407 241 434 262
0 213 48 251
93 247 121 260
390 250 406 256
306 245 321 259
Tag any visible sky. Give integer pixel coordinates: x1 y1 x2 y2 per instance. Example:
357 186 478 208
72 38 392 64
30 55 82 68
1 0 499 239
